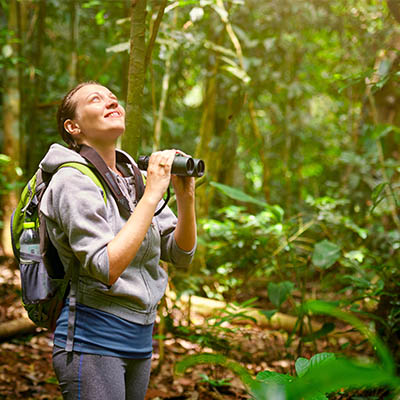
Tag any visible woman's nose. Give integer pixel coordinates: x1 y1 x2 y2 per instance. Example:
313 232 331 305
106 97 118 108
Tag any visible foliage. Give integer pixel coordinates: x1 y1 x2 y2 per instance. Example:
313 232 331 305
0 154 23 228
2 0 400 393
176 302 400 399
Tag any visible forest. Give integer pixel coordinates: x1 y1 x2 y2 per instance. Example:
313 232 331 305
1 0 400 399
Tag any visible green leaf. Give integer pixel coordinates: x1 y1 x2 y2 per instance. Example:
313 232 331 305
304 300 395 373
312 240 341 269
256 370 294 384
175 353 254 387
370 124 400 140
268 281 294 308
259 309 277 319
371 182 388 202
0 154 11 164
95 10 106 25
82 0 101 8
295 357 310 377
301 323 335 342
309 352 336 368
286 358 400 399
210 181 268 208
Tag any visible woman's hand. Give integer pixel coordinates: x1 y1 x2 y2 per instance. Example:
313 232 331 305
170 151 197 252
171 150 195 202
144 149 176 203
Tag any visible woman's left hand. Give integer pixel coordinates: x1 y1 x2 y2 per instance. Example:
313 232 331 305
171 150 195 201
171 174 195 200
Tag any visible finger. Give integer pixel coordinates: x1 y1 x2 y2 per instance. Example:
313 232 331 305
174 149 191 158
156 149 176 169
149 151 169 168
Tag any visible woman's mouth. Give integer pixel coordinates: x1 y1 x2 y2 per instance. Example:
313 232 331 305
105 111 122 118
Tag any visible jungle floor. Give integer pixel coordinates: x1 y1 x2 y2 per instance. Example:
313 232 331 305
0 257 391 400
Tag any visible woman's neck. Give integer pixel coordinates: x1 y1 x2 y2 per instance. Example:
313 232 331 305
81 141 120 175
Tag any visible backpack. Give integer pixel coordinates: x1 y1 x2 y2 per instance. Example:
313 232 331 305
10 144 145 349
11 162 107 331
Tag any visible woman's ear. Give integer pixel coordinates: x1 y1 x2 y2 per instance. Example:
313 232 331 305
64 119 81 136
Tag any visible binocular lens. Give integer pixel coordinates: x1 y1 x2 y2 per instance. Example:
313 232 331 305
194 159 205 177
184 158 195 176
137 154 205 177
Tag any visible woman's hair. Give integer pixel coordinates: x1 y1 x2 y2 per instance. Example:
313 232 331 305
57 80 99 151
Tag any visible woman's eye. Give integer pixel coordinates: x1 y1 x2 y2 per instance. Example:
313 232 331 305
91 96 100 102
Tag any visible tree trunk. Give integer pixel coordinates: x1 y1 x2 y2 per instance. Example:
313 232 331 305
152 49 172 151
151 4 175 151
249 100 270 202
1 0 21 257
26 0 46 177
194 64 218 219
122 0 148 159
68 0 79 86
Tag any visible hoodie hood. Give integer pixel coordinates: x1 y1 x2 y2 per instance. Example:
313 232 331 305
40 144 90 173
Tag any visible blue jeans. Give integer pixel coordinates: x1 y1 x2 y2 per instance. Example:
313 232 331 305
52 346 152 400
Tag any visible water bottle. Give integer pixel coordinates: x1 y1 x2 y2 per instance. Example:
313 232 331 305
20 221 40 264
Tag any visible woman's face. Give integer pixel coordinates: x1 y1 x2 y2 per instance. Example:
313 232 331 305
66 84 125 147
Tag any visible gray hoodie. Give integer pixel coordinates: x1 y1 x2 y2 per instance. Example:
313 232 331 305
40 144 195 325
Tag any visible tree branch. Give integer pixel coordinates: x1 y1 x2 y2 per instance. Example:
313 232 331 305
145 0 168 72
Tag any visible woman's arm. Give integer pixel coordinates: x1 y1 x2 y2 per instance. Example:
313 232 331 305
107 150 177 285
172 175 197 252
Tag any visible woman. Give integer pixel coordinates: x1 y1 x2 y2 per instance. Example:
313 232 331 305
40 81 197 399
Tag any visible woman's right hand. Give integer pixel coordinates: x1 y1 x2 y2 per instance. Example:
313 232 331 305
143 150 176 204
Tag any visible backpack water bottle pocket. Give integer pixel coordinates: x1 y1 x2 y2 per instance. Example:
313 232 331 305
19 260 68 329
20 260 59 304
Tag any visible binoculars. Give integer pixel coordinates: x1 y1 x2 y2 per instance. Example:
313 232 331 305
137 154 205 177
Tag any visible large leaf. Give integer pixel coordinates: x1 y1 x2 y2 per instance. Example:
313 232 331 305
312 240 341 269
268 281 294 308
304 300 395 373
210 181 268 207
286 358 400 400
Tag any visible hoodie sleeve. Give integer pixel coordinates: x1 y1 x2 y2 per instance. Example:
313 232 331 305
40 167 112 284
155 204 196 268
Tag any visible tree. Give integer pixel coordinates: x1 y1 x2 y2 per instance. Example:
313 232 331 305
123 0 148 158
1 0 21 256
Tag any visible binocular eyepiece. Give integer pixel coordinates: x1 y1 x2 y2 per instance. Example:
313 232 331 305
137 154 205 178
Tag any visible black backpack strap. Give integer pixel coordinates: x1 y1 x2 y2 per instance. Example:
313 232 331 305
115 150 168 215
131 163 145 201
115 150 145 201
65 265 79 352
79 145 132 213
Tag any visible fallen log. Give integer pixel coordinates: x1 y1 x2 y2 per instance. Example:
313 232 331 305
171 294 324 335
0 314 37 341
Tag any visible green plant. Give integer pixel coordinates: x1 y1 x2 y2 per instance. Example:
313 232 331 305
198 373 231 388
175 301 400 399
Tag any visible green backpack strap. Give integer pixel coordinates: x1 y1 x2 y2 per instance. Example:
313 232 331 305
58 162 107 205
